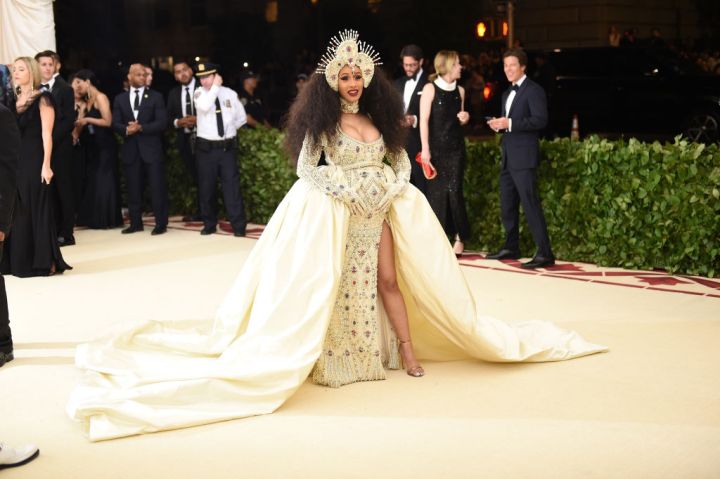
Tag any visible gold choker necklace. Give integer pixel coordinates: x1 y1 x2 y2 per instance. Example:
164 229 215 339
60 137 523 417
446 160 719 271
340 98 359 114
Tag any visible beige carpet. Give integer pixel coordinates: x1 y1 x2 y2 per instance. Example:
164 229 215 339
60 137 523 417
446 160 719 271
1 227 719 478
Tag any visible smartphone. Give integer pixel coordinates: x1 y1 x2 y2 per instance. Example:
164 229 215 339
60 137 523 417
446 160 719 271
484 116 494 121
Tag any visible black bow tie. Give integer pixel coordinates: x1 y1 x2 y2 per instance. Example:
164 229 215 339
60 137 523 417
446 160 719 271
408 73 418 82
41 83 49 90
511 84 520 92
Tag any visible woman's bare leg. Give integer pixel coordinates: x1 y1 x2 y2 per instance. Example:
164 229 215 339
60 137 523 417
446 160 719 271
377 221 424 376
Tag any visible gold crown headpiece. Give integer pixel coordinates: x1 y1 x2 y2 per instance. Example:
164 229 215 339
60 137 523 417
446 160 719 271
316 29 382 91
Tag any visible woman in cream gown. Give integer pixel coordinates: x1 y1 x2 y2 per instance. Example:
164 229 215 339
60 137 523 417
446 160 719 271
68 31 607 441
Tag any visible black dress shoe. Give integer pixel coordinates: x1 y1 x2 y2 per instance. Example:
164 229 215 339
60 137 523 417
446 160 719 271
233 230 246 237
486 249 520 260
58 236 76 247
121 225 144 234
0 350 14 368
521 256 556 269
151 226 167 235
200 226 217 236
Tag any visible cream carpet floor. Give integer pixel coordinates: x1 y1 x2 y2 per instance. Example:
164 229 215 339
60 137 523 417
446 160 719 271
1 228 719 479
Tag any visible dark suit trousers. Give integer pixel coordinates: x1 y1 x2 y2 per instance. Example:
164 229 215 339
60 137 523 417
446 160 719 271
405 137 427 195
124 157 169 228
196 145 246 232
177 132 201 212
409 158 427 195
177 132 198 182
53 141 76 239
0 245 12 353
499 166 553 257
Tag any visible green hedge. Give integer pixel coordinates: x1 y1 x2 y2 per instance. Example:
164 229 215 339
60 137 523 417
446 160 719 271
163 129 720 277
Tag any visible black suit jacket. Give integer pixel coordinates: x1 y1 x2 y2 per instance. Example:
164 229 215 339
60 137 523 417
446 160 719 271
0 103 20 236
49 76 75 148
394 70 428 157
112 88 167 164
167 82 200 128
500 77 548 169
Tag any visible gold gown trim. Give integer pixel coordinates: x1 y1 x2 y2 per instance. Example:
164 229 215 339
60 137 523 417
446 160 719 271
67 136 607 442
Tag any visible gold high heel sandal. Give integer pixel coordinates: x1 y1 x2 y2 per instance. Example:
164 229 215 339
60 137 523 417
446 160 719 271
399 339 425 377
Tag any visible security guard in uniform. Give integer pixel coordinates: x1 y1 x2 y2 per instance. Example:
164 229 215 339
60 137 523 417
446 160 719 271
238 70 270 128
193 63 248 236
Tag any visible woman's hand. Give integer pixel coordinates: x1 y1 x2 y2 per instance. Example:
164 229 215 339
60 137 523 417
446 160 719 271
457 111 470 125
75 117 89 127
375 181 407 215
347 190 370 217
72 130 80 145
41 165 54 184
420 149 436 175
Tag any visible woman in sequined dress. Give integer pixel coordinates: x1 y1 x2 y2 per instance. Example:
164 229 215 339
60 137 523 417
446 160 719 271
284 54 424 386
68 32 606 442
419 50 471 257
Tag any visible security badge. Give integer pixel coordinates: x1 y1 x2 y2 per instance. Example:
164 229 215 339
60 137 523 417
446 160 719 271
225 99 232 108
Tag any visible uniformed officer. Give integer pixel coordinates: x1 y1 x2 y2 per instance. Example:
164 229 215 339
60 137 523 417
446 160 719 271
237 70 270 128
193 63 248 236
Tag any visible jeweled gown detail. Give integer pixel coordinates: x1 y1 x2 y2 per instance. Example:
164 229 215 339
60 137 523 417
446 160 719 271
67 129 607 441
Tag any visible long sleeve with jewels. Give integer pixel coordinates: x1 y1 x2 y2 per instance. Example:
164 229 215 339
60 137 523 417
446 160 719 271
295 133 366 211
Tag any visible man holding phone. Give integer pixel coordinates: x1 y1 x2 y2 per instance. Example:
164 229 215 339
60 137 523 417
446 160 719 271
486 49 554 269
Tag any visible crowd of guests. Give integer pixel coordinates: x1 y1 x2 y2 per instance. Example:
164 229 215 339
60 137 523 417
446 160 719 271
0 39 573 284
1 41 559 465
0 51 272 283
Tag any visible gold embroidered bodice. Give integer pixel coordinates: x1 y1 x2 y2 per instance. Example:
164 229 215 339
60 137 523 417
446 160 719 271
296 128 411 387
296 127 411 209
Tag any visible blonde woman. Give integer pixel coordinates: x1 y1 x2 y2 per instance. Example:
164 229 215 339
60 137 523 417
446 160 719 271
419 50 471 257
0 57 70 277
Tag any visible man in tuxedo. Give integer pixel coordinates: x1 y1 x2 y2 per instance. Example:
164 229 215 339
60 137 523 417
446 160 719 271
167 60 200 221
35 51 76 246
112 63 169 235
394 44 428 194
0 102 19 367
486 49 555 269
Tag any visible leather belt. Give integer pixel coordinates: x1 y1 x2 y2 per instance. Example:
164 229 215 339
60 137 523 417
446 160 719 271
196 137 236 149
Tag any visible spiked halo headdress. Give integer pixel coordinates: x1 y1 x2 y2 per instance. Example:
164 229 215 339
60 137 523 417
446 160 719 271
315 29 383 91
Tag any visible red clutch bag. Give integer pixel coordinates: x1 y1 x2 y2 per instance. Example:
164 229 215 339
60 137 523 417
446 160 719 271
415 152 437 180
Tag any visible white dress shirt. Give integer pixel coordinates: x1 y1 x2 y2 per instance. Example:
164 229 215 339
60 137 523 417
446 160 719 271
505 74 527 132
403 68 423 110
403 68 423 128
194 84 247 140
42 72 59 91
129 86 146 120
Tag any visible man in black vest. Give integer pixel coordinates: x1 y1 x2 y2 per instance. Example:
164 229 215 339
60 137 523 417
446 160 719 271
394 44 428 194
112 63 169 235
487 48 555 269
35 51 76 246
167 60 201 221
0 102 19 367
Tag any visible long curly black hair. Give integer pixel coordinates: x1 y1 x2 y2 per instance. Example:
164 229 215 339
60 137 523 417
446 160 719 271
283 67 407 162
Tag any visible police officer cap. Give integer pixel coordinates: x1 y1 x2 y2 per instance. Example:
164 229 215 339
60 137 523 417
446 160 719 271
239 70 257 82
195 62 220 77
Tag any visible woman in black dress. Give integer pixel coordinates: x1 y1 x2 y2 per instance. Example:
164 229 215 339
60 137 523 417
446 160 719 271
72 70 122 229
419 50 471 257
0 57 70 277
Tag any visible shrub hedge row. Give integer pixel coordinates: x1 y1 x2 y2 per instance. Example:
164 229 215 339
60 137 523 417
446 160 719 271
164 129 720 277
